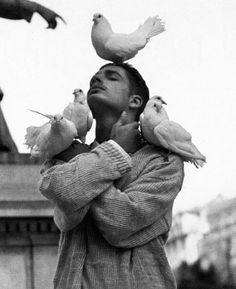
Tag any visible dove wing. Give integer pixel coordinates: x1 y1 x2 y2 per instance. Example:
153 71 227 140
62 103 73 121
153 120 206 162
105 33 147 59
25 126 43 148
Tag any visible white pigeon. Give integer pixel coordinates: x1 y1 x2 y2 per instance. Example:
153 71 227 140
63 88 93 143
140 96 206 168
91 13 165 63
25 110 77 159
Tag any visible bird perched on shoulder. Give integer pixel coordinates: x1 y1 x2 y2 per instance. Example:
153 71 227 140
63 89 93 144
25 110 77 159
91 13 165 63
140 96 206 168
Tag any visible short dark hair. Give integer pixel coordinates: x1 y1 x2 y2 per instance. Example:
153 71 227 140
100 62 149 119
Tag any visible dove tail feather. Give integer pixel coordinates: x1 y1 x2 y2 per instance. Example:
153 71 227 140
25 126 41 148
185 157 206 168
139 16 165 39
56 14 66 24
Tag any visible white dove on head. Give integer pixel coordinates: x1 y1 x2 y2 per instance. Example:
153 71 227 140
91 13 165 63
92 13 106 24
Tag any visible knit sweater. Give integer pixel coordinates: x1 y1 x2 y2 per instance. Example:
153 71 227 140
39 141 184 289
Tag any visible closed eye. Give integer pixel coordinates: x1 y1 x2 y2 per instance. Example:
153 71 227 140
106 70 122 81
109 76 118 81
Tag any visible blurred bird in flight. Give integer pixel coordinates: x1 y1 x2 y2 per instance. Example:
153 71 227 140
0 0 66 29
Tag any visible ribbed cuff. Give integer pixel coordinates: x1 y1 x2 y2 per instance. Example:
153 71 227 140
98 141 132 175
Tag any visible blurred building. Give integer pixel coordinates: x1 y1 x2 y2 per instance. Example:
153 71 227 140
166 195 236 285
166 208 208 270
0 104 59 289
198 196 236 285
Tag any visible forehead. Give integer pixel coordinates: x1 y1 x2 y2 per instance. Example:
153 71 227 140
97 65 128 79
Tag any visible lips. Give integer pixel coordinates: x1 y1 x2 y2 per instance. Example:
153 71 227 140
88 84 106 95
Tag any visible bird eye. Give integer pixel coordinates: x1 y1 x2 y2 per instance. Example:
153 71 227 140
79 89 82 92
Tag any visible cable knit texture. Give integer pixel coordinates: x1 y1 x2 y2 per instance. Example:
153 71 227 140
38 141 184 289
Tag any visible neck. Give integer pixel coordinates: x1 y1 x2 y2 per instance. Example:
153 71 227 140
95 115 117 143
95 109 137 143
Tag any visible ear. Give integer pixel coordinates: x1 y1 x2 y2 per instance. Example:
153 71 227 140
128 94 143 109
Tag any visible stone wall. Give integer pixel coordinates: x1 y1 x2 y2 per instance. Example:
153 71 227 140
0 217 59 289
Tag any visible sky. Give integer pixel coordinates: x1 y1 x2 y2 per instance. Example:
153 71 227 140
0 0 235 213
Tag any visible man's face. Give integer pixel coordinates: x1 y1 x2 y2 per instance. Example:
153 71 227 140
87 65 131 117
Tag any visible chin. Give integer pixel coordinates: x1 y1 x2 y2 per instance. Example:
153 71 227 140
87 94 105 113
88 89 109 103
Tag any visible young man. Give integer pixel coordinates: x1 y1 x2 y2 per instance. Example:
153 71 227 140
39 63 184 289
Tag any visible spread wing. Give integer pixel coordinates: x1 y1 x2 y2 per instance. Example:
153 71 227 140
25 126 42 148
153 120 206 166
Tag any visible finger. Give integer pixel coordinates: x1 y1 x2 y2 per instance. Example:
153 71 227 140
132 121 139 129
126 121 139 129
117 111 128 126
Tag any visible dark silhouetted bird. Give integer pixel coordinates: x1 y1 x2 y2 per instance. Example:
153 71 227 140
0 0 65 29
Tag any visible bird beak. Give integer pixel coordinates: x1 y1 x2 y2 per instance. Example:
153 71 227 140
162 99 167 105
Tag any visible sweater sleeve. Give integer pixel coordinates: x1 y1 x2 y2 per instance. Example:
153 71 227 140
53 205 90 232
38 141 132 230
90 154 184 248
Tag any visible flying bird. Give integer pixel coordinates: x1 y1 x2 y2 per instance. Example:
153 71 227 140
140 96 206 168
63 89 93 144
91 13 165 63
25 110 77 159
0 87 3 102
0 0 66 29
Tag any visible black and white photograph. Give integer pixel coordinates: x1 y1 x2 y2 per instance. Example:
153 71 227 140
0 1 235 288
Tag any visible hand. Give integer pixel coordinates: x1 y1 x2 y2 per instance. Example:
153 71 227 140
110 112 141 154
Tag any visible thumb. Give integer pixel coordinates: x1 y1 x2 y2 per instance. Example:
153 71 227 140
117 111 128 126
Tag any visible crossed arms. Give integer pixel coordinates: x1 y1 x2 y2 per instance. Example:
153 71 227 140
39 141 184 248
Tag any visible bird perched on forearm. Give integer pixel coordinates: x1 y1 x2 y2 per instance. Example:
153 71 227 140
91 13 165 63
25 110 77 159
140 96 206 168
63 89 93 144
0 0 65 29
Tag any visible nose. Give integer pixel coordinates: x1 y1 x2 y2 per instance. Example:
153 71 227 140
90 73 103 86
